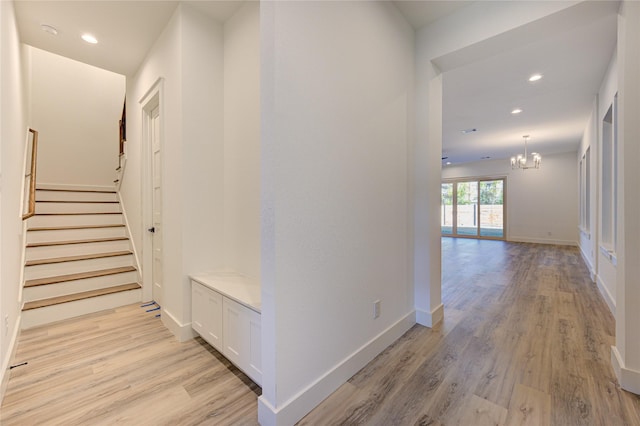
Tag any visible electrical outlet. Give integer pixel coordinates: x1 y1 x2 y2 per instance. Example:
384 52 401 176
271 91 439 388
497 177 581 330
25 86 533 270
373 300 381 319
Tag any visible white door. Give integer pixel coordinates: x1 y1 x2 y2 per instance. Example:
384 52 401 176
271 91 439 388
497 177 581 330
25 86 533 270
151 106 163 306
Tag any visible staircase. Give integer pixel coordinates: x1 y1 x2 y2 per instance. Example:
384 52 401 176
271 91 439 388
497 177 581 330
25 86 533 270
21 187 141 328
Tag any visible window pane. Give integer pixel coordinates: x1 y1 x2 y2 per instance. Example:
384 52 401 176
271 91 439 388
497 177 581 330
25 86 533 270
480 180 504 238
456 181 478 236
441 183 453 234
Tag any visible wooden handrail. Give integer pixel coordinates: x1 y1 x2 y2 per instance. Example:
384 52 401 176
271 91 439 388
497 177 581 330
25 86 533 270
22 128 38 220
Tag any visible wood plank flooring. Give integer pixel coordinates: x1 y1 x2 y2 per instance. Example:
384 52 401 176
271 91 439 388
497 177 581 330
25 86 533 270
3 239 639 425
1 304 261 425
300 239 640 425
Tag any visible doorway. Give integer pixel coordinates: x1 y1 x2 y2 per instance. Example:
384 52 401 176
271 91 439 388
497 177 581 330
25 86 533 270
441 178 506 240
140 78 163 305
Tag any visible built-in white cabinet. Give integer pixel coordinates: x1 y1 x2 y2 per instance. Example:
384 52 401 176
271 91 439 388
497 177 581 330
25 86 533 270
191 282 223 352
190 273 261 386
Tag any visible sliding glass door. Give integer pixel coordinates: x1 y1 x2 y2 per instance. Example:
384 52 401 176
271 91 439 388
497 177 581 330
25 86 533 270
441 178 505 240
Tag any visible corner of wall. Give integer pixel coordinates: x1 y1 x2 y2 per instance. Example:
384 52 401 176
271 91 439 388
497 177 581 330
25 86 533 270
416 303 443 327
161 308 196 342
257 311 415 426
612 345 640 395
0 314 22 405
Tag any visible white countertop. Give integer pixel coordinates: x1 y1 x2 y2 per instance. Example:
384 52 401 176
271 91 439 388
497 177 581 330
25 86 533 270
190 271 261 313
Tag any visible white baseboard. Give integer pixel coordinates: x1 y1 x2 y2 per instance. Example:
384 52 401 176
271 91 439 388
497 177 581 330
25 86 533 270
36 183 115 192
578 244 595 281
508 236 577 246
257 311 416 426
0 314 22 406
416 303 444 328
161 308 196 342
595 274 616 315
612 346 640 395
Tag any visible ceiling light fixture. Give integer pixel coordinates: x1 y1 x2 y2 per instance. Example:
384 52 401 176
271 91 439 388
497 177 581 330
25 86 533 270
529 73 543 82
446 162 452 165
511 135 541 170
41 24 58 36
81 34 98 44
511 108 523 115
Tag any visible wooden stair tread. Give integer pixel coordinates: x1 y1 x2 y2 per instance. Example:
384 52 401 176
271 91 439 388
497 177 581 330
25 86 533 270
28 224 125 232
34 212 122 216
25 251 133 266
24 266 136 288
36 188 116 194
36 200 120 203
22 283 141 311
27 236 128 247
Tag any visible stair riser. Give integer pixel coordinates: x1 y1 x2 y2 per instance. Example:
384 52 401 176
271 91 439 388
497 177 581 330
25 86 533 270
26 227 127 244
36 190 117 202
26 240 131 261
28 214 124 228
36 202 121 214
24 255 134 280
23 271 139 302
21 288 142 329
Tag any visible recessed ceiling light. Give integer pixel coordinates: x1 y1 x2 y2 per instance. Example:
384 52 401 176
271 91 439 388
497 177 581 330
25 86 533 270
81 34 98 44
41 24 58 36
529 73 543 82
446 162 452 165
461 128 477 134
511 108 523 115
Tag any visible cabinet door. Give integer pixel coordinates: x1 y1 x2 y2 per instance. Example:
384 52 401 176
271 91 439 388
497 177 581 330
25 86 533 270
247 308 262 385
222 297 247 368
222 297 262 386
191 282 223 352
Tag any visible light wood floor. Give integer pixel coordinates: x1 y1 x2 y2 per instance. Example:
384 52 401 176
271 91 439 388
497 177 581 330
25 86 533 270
3 239 640 425
300 239 640 425
0 304 261 425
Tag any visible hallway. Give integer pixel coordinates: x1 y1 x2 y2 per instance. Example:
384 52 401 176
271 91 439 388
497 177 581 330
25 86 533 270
2 239 640 424
300 239 640 424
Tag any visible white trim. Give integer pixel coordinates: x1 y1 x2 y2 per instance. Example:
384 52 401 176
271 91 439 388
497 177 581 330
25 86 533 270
257 311 415 426
117 191 144 299
161 308 196 343
416 303 444 328
612 346 640 395
0 314 22 405
36 183 115 192
599 244 617 266
578 244 595 282
579 227 591 239
508 236 577 246
596 274 616 314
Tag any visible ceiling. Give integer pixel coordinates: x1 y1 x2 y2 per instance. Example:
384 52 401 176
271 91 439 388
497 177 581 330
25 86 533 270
13 1 619 166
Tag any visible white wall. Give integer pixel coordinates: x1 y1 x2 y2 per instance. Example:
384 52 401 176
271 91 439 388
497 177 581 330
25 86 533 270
223 2 260 282
259 2 415 424
0 0 27 401
26 46 125 187
123 4 225 339
442 152 579 245
612 0 640 395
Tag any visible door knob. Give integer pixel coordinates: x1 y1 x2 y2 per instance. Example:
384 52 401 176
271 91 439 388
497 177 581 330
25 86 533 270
148 227 155 233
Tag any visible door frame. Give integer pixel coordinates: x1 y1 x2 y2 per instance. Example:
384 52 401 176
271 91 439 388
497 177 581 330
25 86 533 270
441 176 507 241
140 78 164 303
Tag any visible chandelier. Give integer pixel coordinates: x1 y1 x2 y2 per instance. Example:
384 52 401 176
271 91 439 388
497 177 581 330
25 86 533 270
510 135 541 169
